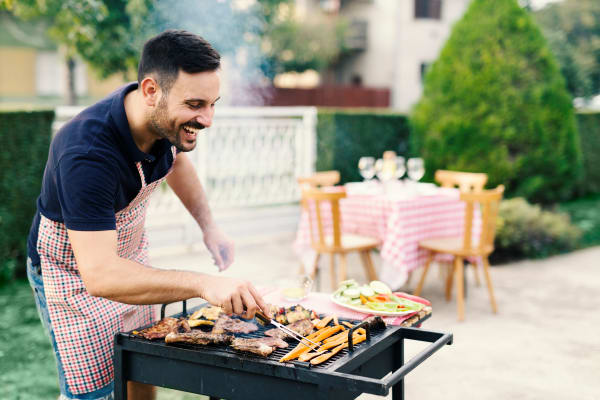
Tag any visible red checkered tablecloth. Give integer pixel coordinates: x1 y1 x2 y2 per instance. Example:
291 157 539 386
294 184 476 288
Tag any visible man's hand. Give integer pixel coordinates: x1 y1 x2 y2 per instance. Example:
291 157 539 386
203 227 234 271
198 275 269 319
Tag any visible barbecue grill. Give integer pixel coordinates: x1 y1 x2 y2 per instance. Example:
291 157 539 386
114 301 452 400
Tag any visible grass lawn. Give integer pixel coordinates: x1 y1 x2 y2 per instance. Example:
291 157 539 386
559 193 600 247
0 279 59 400
0 279 207 400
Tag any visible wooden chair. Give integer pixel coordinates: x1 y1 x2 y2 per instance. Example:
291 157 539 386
300 187 380 290
434 169 489 285
435 170 488 192
414 185 504 320
297 170 341 188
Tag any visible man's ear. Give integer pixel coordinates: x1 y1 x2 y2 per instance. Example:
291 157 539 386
140 76 161 107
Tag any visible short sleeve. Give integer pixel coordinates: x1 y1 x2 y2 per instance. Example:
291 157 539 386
56 153 118 231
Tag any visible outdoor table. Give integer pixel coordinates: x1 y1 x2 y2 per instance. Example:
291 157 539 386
294 182 475 288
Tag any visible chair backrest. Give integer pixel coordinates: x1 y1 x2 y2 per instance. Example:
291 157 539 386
460 185 504 254
300 187 347 251
435 170 488 192
297 170 341 189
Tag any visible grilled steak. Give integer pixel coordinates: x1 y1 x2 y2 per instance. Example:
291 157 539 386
265 318 313 340
165 331 234 345
137 317 191 340
212 315 258 334
230 337 288 357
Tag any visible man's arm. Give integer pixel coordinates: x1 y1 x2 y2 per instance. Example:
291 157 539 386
67 229 266 317
166 152 234 270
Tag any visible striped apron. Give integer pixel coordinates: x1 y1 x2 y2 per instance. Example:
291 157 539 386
36 146 176 394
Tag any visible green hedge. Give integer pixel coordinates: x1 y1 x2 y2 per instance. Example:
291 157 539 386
316 109 411 183
0 110 53 283
575 112 600 195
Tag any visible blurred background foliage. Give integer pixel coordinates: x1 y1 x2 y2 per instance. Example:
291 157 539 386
0 110 53 284
491 197 581 263
411 0 583 204
534 0 600 99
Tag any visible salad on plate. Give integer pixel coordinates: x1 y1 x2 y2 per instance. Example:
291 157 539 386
331 279 429 316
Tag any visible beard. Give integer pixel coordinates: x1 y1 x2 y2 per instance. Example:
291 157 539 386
149 95 201 152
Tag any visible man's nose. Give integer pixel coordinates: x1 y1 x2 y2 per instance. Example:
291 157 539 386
196 109 213 128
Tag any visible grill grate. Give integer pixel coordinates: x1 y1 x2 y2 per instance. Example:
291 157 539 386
126 303 387 370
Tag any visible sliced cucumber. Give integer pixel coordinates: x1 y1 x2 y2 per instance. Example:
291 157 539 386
339 279 358 288
343 287 361 298
348 298 362 306
369 280 392 295
359 285 375 297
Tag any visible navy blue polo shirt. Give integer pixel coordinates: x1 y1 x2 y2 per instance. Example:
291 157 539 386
27 83 175 265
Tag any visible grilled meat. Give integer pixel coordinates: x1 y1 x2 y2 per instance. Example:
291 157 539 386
230 337 288 357
165 331 234 345
212 315 258 334
265 318 313 340
137 317 191 340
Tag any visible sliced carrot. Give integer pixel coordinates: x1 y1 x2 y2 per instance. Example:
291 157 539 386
333 315 339 326
310 343 346 365
341 321 354 329
298 350 327 362
314 315 333 329
279 340 321 362
321 331 365 350
310 335 367 365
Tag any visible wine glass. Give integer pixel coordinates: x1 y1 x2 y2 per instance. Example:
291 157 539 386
375 158 394 182
407 158 425 182
358 157 375 181
394 156 406 180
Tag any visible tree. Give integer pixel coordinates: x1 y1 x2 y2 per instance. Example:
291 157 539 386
534 0 600 98
411 0 583 203
1 0 155 104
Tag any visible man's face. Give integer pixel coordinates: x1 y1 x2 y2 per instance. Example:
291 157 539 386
149 70 220 152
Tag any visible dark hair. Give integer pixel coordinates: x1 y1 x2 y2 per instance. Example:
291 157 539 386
138 30 221 92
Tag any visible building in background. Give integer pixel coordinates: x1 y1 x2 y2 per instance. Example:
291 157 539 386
302 0 472 112
0 12 126 106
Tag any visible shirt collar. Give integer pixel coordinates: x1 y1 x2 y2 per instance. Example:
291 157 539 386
110 82 171 163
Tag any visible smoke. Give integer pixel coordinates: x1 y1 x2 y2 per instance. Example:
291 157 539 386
147 0 273 105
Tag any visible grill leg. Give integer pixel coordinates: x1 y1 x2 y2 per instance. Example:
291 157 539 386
392 337 404 400
114 346 127 400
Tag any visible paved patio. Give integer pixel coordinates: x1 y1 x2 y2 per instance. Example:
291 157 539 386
150 233 600 400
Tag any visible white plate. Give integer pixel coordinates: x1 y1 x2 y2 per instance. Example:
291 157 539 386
330 294 419 317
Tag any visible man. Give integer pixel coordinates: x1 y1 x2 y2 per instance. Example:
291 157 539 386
26 30 269 400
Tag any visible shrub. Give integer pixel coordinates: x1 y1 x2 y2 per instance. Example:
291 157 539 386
492 198 581 263
559 193 600 247
316 109 410 183
411 0 583 204
575 112 600 195
0 110 53 283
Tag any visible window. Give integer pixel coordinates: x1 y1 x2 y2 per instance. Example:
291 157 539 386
420 62 431 82
415 0 442 20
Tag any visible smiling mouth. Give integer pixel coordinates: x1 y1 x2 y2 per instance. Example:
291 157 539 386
182 125 202 141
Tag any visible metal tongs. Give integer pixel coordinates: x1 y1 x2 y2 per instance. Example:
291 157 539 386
255 310 319 349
